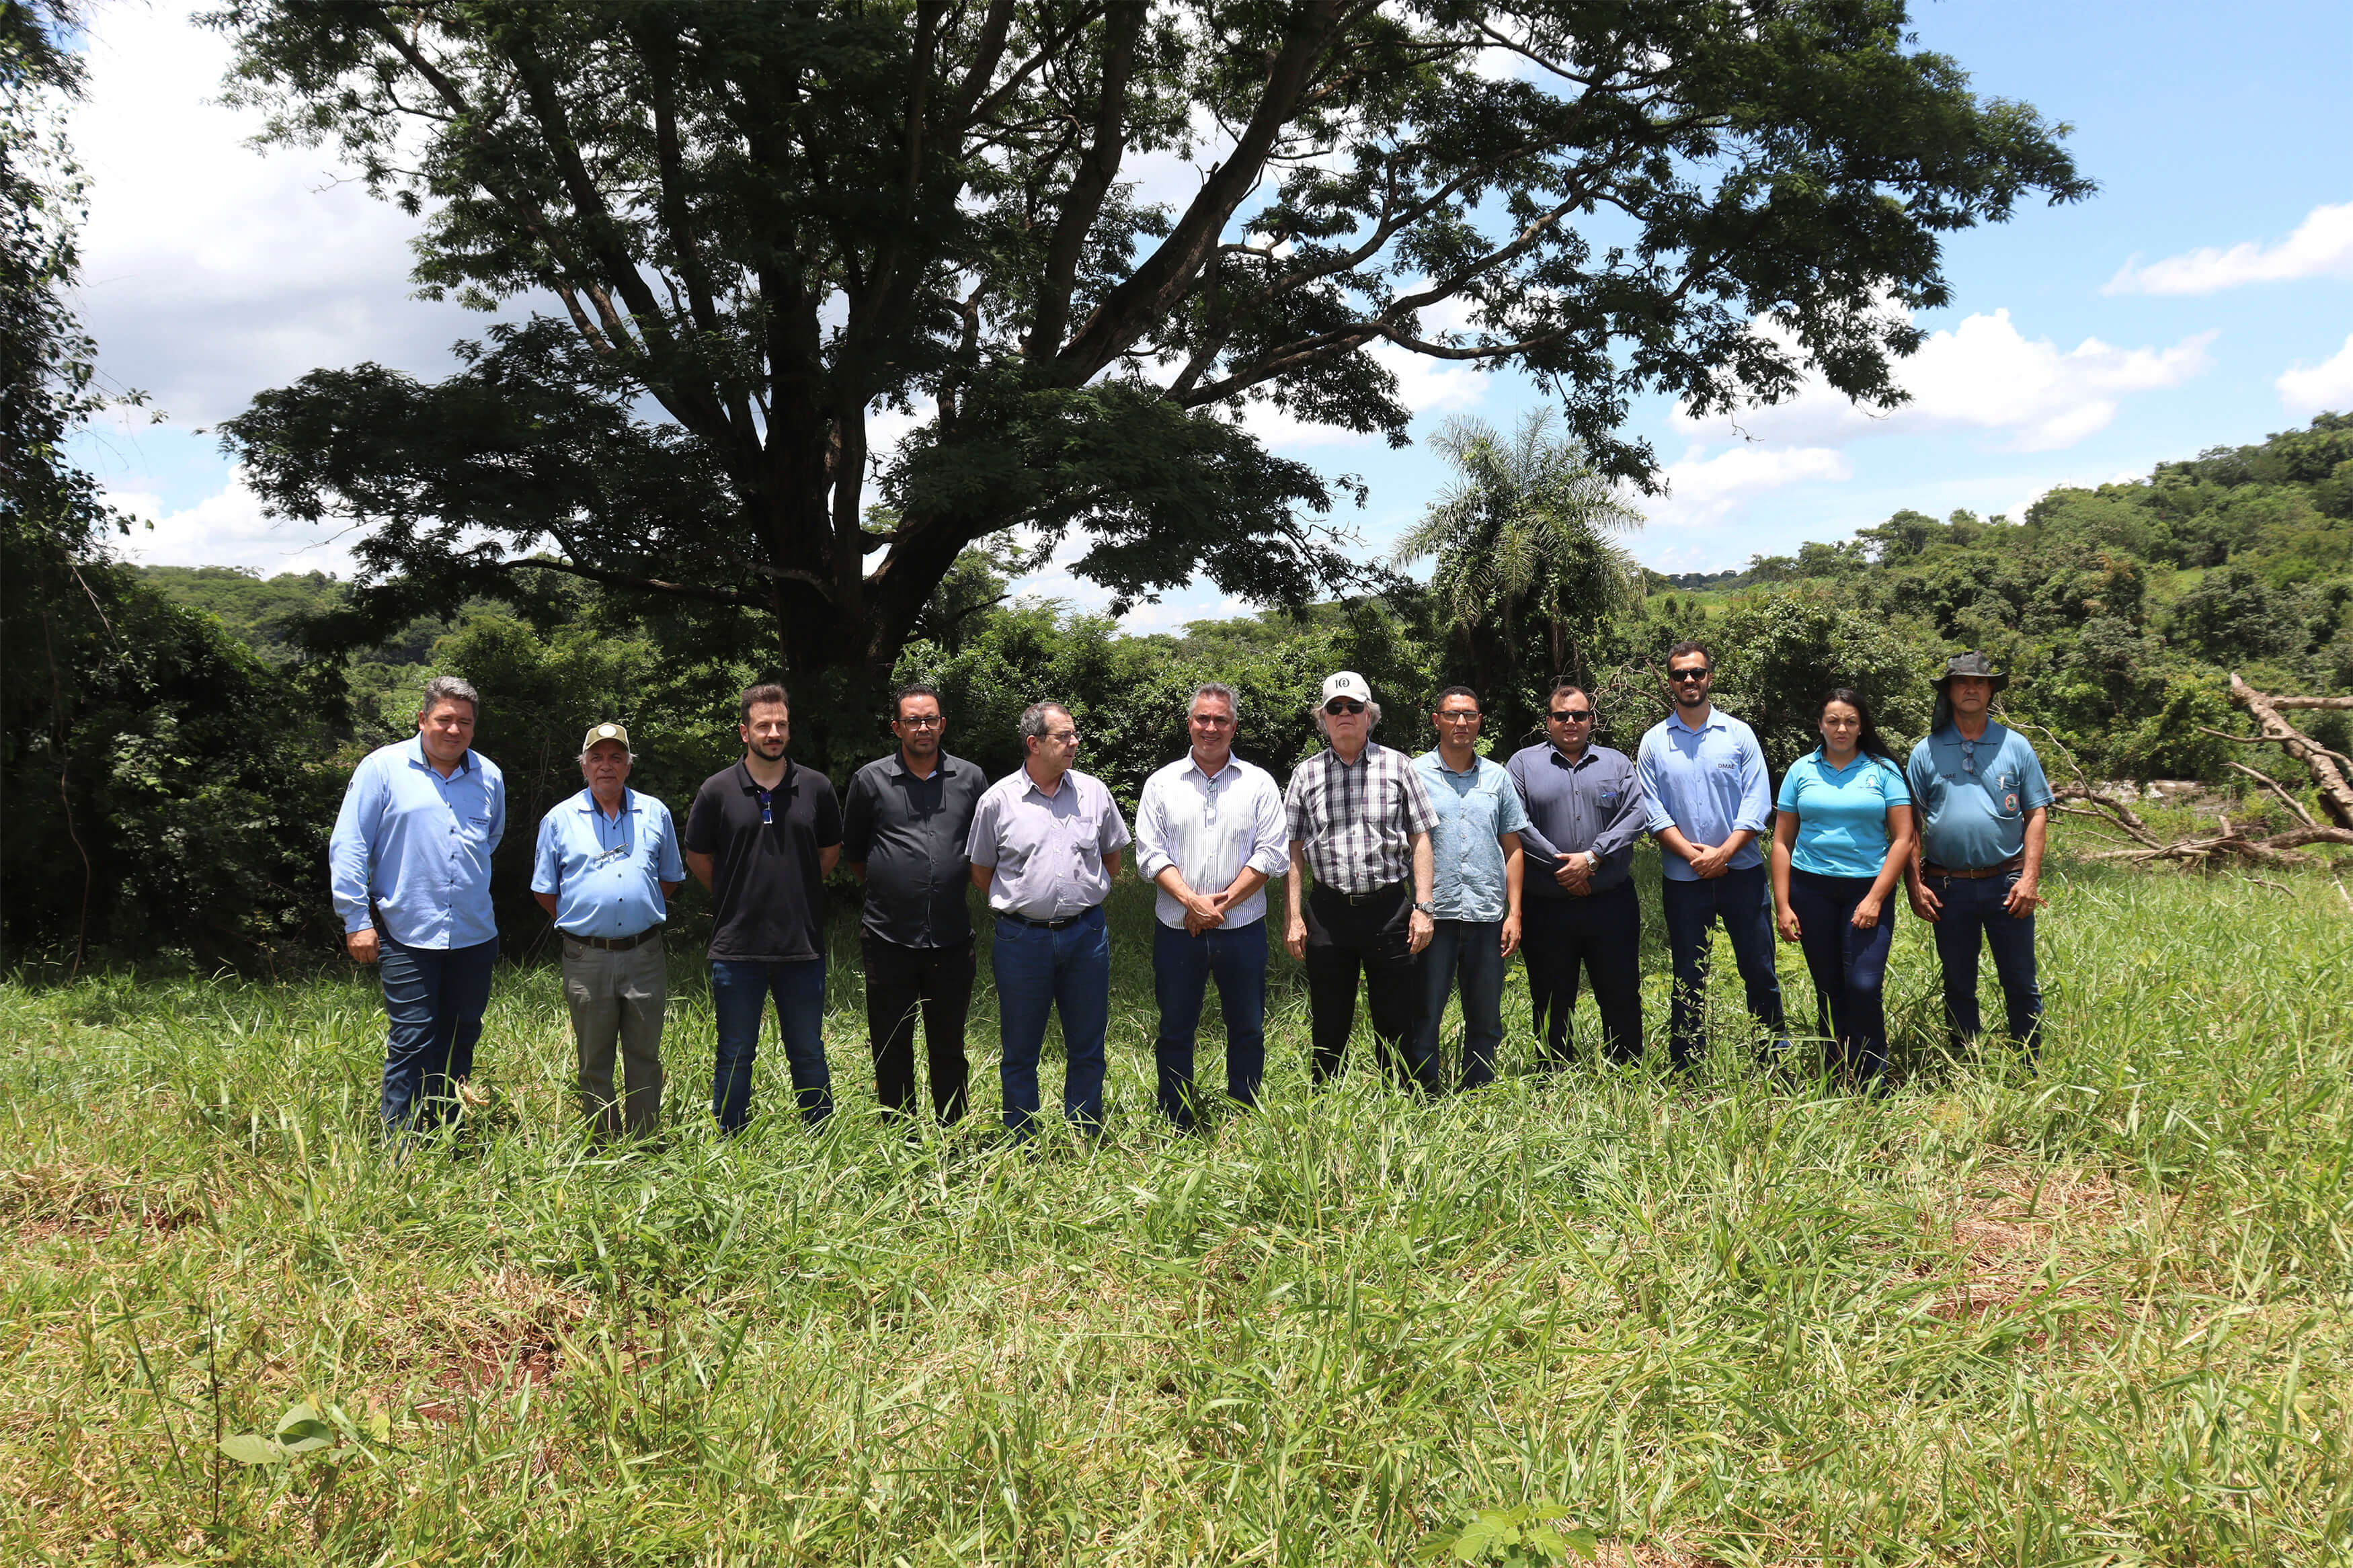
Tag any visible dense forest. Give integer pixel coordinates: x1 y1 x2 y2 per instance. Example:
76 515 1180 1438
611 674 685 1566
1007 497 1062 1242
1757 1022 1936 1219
7 413 2348 969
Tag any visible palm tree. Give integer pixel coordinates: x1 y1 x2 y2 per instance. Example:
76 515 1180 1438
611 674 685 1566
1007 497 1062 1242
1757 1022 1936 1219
1392 409 1644 744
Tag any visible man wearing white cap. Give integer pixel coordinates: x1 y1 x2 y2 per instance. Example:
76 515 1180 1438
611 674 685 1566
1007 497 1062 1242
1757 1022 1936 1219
532 722 684 1139
1282 671 1443 1091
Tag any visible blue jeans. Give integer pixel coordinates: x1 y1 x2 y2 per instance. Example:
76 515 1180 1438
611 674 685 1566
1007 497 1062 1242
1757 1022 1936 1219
1925 870 2043 1057
1786 870 1896 1083
1417 918 1508 1090
378 934 498 1131
992 907 1111 1137
1152 917 1268 1128
1660 864 1786 1069
709 958 831 1130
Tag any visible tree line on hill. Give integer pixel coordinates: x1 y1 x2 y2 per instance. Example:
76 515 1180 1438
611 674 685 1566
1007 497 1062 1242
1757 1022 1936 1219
5 411 2346 970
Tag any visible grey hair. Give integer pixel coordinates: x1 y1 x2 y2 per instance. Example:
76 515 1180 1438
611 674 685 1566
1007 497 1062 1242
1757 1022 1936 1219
577 744 634 766
420 674 480 718
1017 700 1071 743
1188 682 1240 720
1315 699 1382 735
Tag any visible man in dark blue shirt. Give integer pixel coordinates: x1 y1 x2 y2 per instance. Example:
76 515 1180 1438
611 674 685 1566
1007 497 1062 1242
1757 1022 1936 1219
841 684 988 1125
1507 680 1648 1066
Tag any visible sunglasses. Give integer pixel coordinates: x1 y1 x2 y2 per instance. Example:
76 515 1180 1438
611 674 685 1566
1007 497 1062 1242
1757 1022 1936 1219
1324 699 1366 715
1436 709 1482 723
1550 708 1593 721
1667 669 1710 684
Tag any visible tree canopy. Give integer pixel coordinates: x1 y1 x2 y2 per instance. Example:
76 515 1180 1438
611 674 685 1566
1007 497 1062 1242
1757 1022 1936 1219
213 0 2086 707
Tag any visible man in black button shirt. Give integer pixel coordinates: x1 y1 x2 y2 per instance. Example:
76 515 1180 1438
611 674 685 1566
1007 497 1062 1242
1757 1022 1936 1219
684 682 843 1131
841 684 987 1125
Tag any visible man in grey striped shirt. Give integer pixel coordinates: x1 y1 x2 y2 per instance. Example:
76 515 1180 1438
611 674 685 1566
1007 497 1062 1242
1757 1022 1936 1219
1282 671 1442 1091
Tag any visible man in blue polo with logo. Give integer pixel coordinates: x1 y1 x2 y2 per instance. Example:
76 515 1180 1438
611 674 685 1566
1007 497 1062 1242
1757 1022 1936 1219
329 673 506 1134
532 722 684 1140
1904 652 2053 1061
1637 641 1786 1071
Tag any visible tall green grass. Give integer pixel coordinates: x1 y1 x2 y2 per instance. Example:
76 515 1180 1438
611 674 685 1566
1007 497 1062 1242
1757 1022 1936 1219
3 843 2351 1565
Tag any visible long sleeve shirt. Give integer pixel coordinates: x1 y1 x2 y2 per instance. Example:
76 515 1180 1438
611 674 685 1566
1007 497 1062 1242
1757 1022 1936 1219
328 737 505 948
1636 708 1772 882
1133 753 1288 930
1505 742 1645 896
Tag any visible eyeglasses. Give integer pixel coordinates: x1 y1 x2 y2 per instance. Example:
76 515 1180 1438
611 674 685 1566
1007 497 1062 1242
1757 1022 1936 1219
1191 714 1234 727
895 714 943 728
1324 699 1365 715
1436 710 1482 723
1550 708 1593 722
1667 669 1710 684
1045 731 1080 745
755 786 774 825
1959 739 1977 774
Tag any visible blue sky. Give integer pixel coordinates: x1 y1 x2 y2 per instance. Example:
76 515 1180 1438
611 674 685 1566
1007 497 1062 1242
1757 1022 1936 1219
65 0 2353 627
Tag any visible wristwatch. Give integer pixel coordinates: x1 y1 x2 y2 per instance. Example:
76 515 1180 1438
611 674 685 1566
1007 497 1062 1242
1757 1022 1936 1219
1412 899 1435 913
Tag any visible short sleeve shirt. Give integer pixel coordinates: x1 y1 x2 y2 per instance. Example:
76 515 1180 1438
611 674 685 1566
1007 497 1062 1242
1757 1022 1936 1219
684 759 843 962
1905 723 2054 870
1774 751 1911 879
965 767 1132 921
1412 751 1531 923
530 788 685 938
1283 743 1438 894
840 751 987 948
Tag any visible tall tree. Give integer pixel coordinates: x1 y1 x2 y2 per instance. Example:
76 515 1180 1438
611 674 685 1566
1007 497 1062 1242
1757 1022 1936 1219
211 0 2089 710
1393 409 1642 744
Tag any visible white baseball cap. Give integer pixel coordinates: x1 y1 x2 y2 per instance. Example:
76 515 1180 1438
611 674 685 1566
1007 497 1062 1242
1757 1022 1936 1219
1320 671 1372 706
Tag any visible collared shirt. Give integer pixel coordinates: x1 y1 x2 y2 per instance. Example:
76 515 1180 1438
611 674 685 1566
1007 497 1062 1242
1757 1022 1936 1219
530 787 684 938
840 750 988 948
1776 751 1911 879
1412 750 1531 923
966 766 1131 921
1505 742 1645 897
1905 723 2054 870
1283 742 1437 895
683 758 843 962
1638 706 1773 883
328 737 505 949
1133 752 1288 930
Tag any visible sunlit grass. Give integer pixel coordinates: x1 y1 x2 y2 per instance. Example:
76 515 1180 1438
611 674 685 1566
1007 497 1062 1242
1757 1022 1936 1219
3 837 2352 1564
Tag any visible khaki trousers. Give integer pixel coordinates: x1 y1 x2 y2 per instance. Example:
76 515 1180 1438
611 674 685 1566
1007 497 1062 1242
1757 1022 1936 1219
562 933 667 1137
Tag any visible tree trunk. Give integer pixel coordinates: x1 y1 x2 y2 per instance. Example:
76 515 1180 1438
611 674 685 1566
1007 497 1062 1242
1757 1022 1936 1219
2231 673 2353 829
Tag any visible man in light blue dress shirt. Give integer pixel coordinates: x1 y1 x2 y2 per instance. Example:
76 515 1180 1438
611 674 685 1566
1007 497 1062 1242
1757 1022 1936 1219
532 723 684 1139
329 675 506 1132
1412 686 1529 1091
1636 643 1787 1070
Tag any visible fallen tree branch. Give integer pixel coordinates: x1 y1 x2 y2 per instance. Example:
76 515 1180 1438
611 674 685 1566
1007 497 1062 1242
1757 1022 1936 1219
2270 694 2353 710
2225 761 2317 827
2230 673 2353 829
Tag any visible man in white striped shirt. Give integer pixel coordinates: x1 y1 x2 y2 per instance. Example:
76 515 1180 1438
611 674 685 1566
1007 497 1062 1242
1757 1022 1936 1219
1133 683 1289 1130
1282 671 1442 1091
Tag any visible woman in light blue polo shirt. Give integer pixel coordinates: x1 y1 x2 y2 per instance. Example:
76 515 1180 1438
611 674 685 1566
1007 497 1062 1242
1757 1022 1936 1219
1769 689 1916 1085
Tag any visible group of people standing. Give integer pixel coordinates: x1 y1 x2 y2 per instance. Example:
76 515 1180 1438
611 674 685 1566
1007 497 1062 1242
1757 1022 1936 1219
326 647 2053 1143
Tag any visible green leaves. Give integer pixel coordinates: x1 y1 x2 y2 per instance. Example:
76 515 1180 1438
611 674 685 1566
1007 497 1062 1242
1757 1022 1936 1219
1414 1501 1599 1565
217 1395 391 1466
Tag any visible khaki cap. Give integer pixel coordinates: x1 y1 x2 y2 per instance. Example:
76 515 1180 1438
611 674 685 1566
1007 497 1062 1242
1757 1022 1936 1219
582 722 631 752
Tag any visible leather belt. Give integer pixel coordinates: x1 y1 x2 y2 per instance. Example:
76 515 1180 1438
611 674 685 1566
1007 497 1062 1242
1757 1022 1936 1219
1324 880 1406 907
1923 855 2024 880
562 926 664 951
998 907 1099 930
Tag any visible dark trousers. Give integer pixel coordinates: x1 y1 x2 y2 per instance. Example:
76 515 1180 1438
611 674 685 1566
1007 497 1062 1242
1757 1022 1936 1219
1786 870 1896 1083
1303 881 1437 1091
992 907 1111 1137
1925 870 2043 1057
863 937 975 1124
1659 863 1786 1069
1152 918 1268 1128
709 958 831 1130
1417 918 1507 1090
377 933 498 1131
1521 882 1644 1067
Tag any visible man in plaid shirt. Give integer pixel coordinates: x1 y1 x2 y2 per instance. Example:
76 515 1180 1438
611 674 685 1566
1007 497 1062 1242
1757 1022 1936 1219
1283 671 1443 1091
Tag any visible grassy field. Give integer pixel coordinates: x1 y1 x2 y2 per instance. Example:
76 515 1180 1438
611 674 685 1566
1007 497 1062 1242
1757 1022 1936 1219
5 839 2353 1565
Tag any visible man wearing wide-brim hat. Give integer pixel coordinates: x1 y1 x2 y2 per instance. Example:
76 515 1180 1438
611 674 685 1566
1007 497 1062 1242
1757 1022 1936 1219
532 721 686 1139
1902 653 2053 1062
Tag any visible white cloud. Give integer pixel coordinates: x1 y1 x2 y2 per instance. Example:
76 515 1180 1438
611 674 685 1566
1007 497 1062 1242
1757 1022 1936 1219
1676 309 2213 454
2278 332 2353 414
67 4 483 425
1645 444 1851 530
2105 200 2353 296
110 468 360 575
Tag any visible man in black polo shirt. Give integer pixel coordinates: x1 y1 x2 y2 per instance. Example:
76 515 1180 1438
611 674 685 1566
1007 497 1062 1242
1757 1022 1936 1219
684 682 842 1131
841 683 987 1125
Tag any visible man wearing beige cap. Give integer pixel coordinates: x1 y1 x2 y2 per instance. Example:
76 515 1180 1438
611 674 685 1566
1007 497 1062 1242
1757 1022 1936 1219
532 722 684 1139
1283 671 1443 1092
